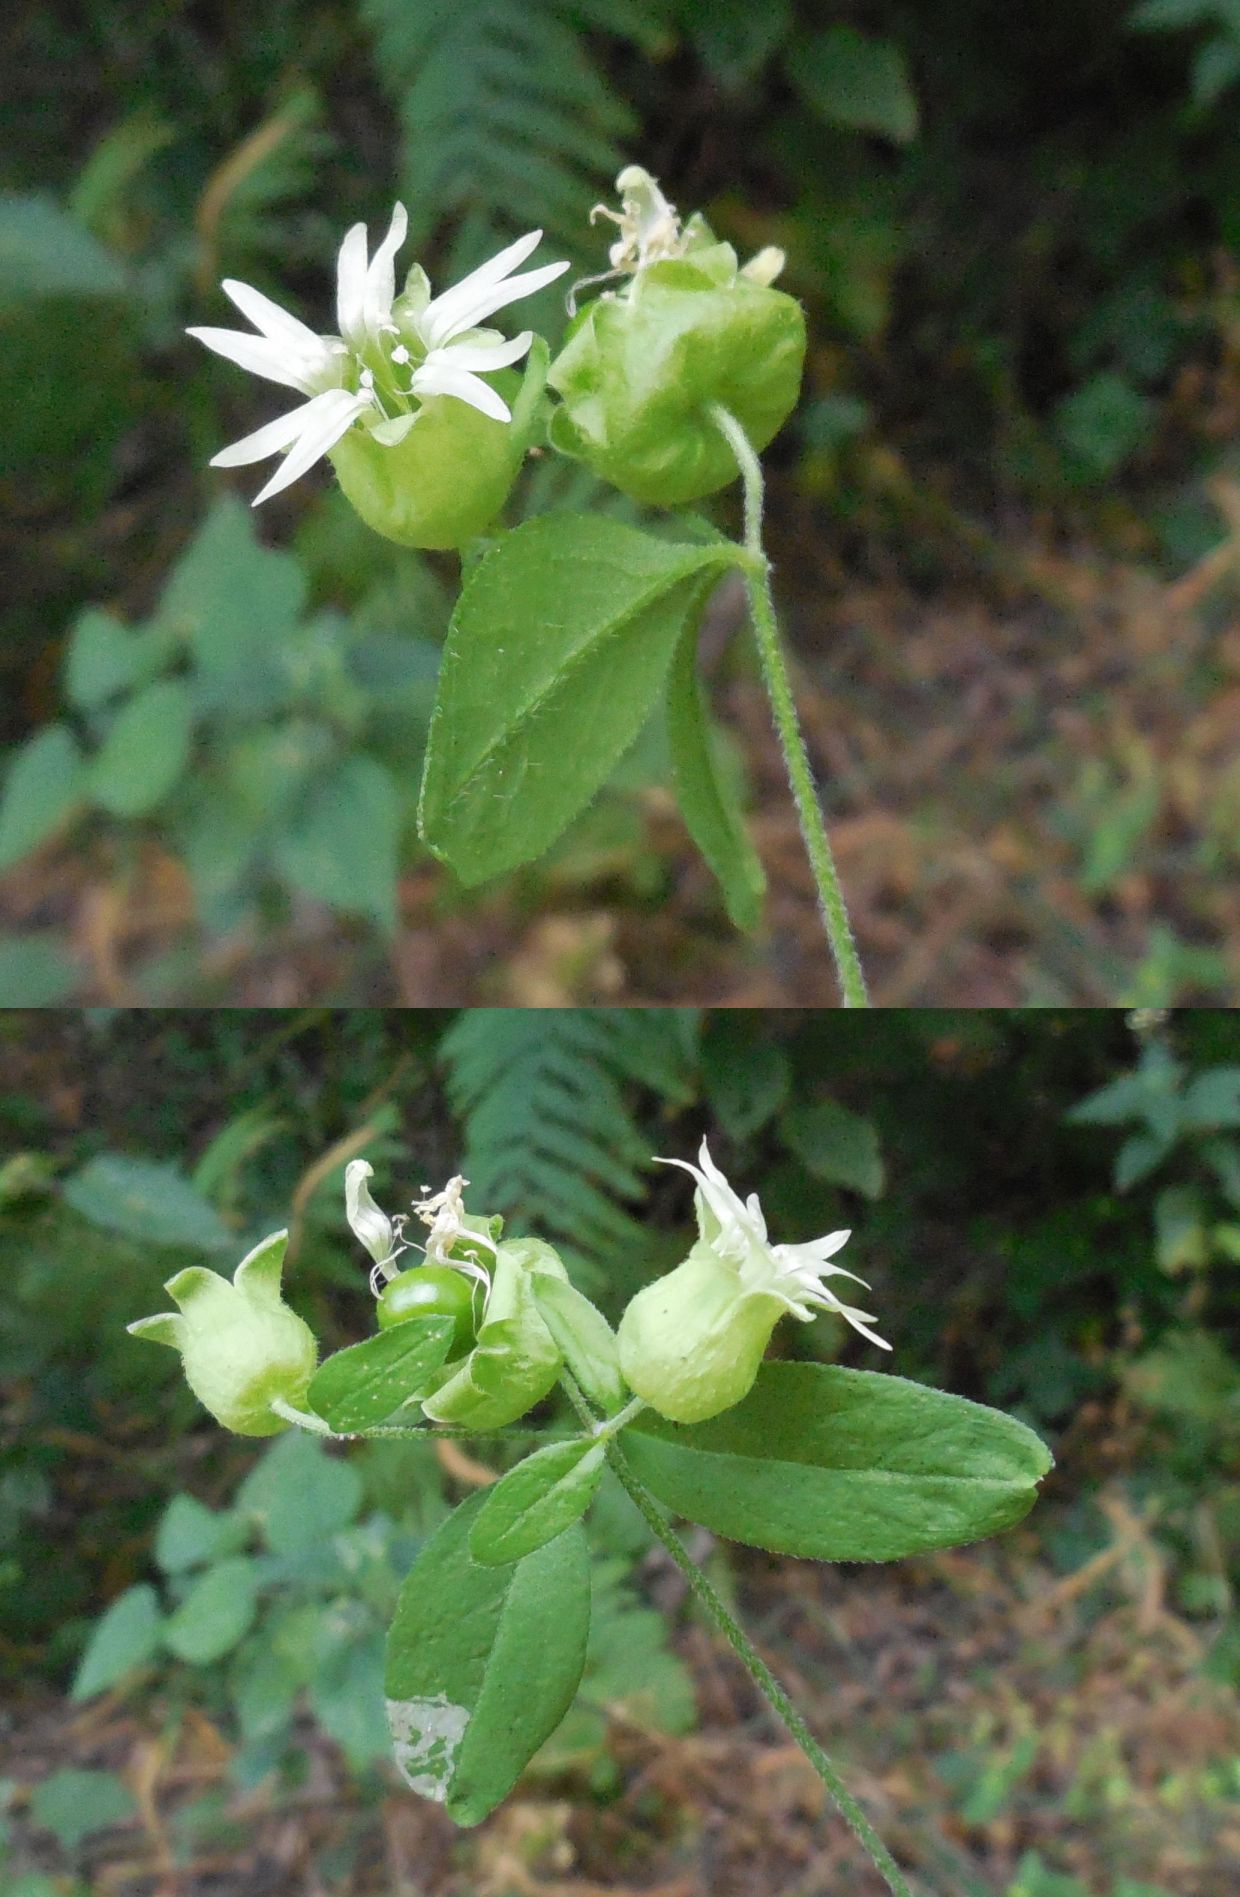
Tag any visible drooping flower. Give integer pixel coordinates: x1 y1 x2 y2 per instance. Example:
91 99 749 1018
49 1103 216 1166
344 1160 496 1296
618 1139 888 1425
189 205 569 505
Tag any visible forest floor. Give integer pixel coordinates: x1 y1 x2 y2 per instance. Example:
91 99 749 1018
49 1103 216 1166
3 481 1238 1008
5 1433 1237 1897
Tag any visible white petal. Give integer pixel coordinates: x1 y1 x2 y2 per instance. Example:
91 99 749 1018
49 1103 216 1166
251 389 369 504
434 329 533 372
220 278 324 353
419 229 544 345
336 219 369 344
410 362 511 422
424 258 570 348
209 390 348 467
827 1299 892 1351
364 202 408 337
345 1159 395 1267
188 325 320 394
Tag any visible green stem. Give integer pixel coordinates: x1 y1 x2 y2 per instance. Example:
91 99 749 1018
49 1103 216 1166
708 403 869 1008
557 1373 910 1894
605 1434 914 1897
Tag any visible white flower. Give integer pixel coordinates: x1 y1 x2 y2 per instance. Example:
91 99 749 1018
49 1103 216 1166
658 1138 891 1348
188 204 569 505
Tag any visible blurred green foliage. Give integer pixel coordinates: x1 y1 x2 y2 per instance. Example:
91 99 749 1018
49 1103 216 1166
4 3 1240 995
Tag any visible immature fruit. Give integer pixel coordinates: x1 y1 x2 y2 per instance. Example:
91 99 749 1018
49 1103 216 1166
547 248 805 505
377 1266 480 1358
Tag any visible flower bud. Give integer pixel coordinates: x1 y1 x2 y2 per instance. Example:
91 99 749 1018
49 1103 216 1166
420 1237 568 1430
128 1230 317 1436
547 171 805 505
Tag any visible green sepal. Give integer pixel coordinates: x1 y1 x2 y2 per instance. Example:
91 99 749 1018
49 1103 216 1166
617 1241 783 1425
421 1240 568 1429
126 1312 185 1350
547 257 805 504
329 350 544 551
531 1273 627 1415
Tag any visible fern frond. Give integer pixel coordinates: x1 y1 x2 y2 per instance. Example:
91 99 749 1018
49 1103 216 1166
360 0 668 257
439 1008 699 1287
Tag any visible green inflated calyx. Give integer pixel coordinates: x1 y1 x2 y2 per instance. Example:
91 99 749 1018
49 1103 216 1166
547 172 805 505
330 341 548 550
128 1230 317 1436
420 1237 569 1429
617 1240 785 1426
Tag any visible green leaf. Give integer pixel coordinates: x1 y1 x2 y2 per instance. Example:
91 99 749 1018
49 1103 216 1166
158 495 306 679
701 1018 789 1139
0 192 127 310
1055 372 1155 480
781 1098 885 1198
624 1362 1052 1562
793 27 919 143
154 1494 247 1573
162 1556 259 1664
1181 1067 1240 1129
0 933 79 1004
1192 32 1240 107
308 1317 456 1432
0 724 84 869
28 1768 134 1850
308 1632 391 1769
385 1492 590 1824
664 610 766 931
61 1154 233 1251
470 1438 606 1565
236 1432 364 1555
89 678 193 818
71 1585 162 1699
689 0 791 89
531 1274 627 1415
64 609 165 711
419 515 740 884
1114 1131 1170 1190
272 754 401 933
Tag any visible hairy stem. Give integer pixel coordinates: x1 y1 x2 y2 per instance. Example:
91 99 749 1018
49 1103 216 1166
556 1372 911 1893
708 403 869 1008
606 1433 914 1896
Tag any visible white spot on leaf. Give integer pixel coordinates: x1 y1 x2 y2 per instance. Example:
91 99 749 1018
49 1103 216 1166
386 1693 469 1800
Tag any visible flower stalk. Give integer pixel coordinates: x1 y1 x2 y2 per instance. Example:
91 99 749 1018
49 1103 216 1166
708 403 869 1008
